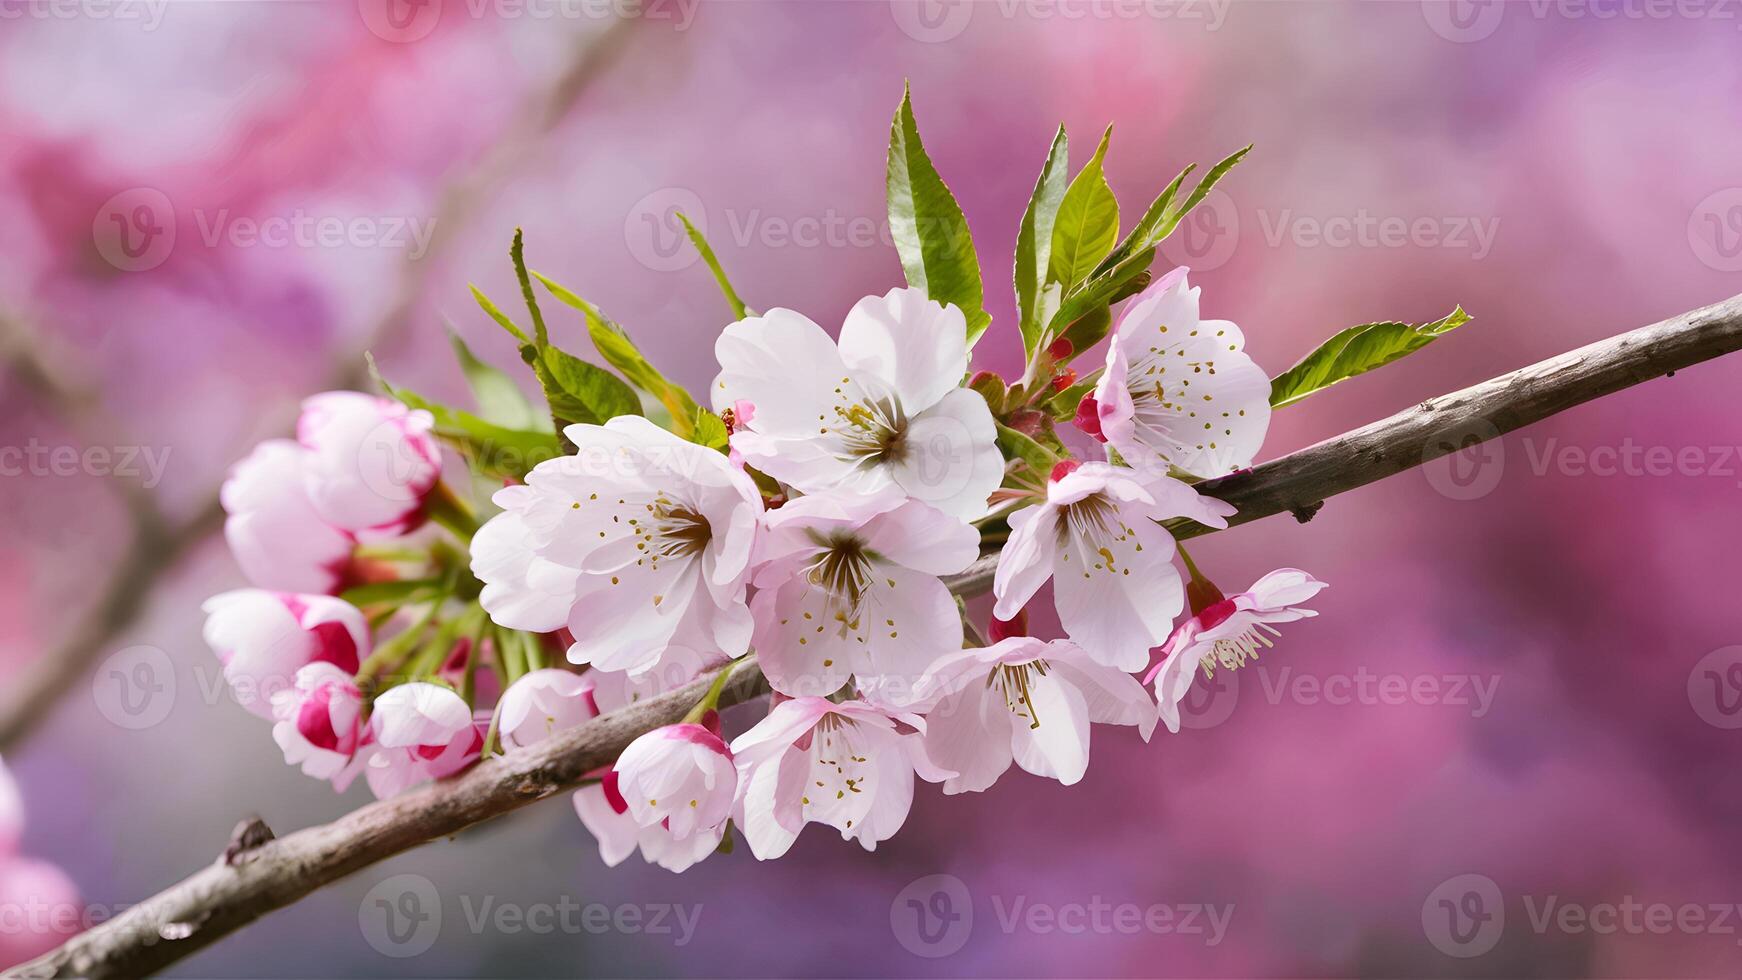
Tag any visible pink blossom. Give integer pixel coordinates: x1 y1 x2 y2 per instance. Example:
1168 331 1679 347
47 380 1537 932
493 669 598 751
992 461 1235 671
220 439 354 594
614 717 736 840
712 287 1004 520
0 757 19 856
361 682 485 798
202 589 368 718
471 416 762 679
884 637 1157 794
730 698 953 859
0 856 81 966
1146 568 1327 733
571 785 724 874
269 663 365 789
1094 267 1272 479
748 489 979 698
296 391 441 534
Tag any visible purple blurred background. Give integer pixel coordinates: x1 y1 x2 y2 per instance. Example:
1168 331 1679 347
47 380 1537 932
3 0 1741 975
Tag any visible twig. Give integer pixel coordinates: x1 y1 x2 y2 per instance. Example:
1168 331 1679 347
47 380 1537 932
0 19 636 755
12 292 1742 979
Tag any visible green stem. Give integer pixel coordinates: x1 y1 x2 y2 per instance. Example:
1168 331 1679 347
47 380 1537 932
1176 542 1206 584
425 480 481 542
355 600 442 686
680 661 739 725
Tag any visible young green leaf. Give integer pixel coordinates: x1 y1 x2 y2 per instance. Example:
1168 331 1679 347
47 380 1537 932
1269 307 1472 409
1048 259 1154 356
509 228 549 349
534 272 703 439
675 212 755 321
887 85 991 346
691 407 730 451
445 326 548 432
1015 126 1069 358
1048 125 1120 294
995 423 1062 491
534 346 644 427
471 285 531 347
367 353 563 480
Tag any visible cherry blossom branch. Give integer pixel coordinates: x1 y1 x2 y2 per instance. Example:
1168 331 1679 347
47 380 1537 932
12 291 1742 979
0 19 636 755
943 289 1742 596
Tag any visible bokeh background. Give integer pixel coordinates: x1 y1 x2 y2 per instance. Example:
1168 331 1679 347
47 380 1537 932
3 0 1741 976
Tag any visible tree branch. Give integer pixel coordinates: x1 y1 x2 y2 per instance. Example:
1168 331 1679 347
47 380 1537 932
12 292 1742 978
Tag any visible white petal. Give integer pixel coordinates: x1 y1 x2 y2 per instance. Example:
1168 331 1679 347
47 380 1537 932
750 579 860 699
920 683 1015 795
1008 670 1092 785
860 497 981 577
1046 642 1159 741
711 308 854 433
991 505 1060 621
737 758 799 861
1053 516 1183 671
1245 568 1328 610
857 564 964 696
573 787 640 867
837 287 967 413
888 387 1004 521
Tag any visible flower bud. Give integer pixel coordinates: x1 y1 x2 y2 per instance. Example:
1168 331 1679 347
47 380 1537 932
202 590 368 719
363 682 485 798
494 669 599 751
613 720 736 840
297 391 441 534
269 663 364 787
221 439 354 594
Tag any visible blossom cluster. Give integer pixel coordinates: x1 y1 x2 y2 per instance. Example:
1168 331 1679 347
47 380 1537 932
202 270 1325 873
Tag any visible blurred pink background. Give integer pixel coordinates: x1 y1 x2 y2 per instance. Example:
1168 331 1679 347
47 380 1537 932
3 0 1740 975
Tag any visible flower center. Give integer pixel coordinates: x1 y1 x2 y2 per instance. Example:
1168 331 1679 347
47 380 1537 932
801 714 872 826
832 392 910 468
638 496 711 570
987 660 1051 729
1200 622 1280 676
1056 491 1138 579
802 530 878 627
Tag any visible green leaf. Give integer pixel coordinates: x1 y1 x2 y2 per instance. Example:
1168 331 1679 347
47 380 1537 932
1015 126 1070 358
534 345 644 428
1269 307 1472 409
887 84 991 346
675 212 755 321
1095 164 1194 279
534 272 702 438
471 285 531 347
445 326 547 432
368 353 562 480
1048 126 1120 294
995 423 1061 491
509 228 549 348
1049 257 1154 356
691 408 730 451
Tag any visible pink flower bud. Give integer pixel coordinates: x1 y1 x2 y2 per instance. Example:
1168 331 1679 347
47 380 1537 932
613 723 736 840
202 590 368 719
362 682 485 798
221 439 354 594
1073 393 1106 442
494 669 598 751
296 391 441 534
1049 458 1083 483
269 663 364 789
0 856 81 965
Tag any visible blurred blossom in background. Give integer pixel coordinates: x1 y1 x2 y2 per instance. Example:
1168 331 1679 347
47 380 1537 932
3 1 1741 976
